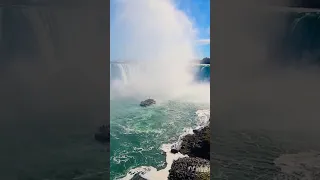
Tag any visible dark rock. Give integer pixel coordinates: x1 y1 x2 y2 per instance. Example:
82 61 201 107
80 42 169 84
130 174 147 180
168 157 209 180
179 126 210 160
140 99 156 107
193 129 199 134
171 149 179 154
94 124 110 143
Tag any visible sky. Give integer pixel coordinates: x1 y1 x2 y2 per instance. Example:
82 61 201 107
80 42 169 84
110 0 210 60
175 0 210 58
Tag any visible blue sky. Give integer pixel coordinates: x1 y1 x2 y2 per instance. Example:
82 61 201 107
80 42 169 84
110 0 210 60
175 0 210 58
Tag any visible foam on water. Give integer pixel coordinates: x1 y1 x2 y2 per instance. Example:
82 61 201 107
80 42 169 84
110 0 210 179
115 109 210 180
116 144 188 180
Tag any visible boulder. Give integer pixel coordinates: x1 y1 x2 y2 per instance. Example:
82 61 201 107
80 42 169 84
140 99 156 107
171 149 179 154
130 174 147 180
168 157 210 180
179 126 210 160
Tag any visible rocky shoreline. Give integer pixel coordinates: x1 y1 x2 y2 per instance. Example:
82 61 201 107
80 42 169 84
168 120 210 180
128 122 211 180
95 100 210 180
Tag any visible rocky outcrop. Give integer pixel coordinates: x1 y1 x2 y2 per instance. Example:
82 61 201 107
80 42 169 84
169 119 210 179
140 99 156 107
179 126 210 160
170 149 179 154
168 157 210 180
94 124 110 143
131 174 147 180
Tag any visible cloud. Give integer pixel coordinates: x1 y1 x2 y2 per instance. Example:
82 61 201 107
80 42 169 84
197 38 210 45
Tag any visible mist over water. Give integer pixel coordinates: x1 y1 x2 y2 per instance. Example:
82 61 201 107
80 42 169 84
110 0 209 103
109 1 210 179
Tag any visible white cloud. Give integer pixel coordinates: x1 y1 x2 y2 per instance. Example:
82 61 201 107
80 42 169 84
197 38 210 45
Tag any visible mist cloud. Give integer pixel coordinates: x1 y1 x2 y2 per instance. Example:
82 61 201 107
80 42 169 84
111 0 210 103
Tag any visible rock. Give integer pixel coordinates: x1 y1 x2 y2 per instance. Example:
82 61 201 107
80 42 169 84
171 149 179 154
94 124 110 143
193 129 199 134
179 126 210 160
140 99 156 107
130 174 147 180
168 157 210 180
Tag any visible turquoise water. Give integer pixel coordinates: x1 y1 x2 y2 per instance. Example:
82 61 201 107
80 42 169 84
110 98 209 179
109 63 210 180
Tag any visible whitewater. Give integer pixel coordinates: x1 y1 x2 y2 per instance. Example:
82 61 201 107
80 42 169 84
110 63 210 180
110 0 210 179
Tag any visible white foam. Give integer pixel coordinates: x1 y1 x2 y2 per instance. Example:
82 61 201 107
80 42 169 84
115 109 210 180
116 144 188 180
171 109 210 150
195 109 210 129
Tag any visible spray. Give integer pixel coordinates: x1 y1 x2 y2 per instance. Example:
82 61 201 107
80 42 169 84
111 0 209 103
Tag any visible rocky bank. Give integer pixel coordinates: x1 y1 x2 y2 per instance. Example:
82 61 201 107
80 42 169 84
169 119 210 180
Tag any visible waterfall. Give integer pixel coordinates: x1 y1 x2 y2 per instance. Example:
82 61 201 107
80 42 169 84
275 11 320 66
110 62 210 85
199 65 210 82
110 63 143 84
117 64 129 84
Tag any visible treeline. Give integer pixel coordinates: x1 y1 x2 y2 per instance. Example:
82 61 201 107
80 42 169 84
200 57 210 64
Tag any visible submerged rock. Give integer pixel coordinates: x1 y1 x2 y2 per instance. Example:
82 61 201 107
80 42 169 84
94 124 110 143
179 126 210 160
140 99 156 107
168 157 210 180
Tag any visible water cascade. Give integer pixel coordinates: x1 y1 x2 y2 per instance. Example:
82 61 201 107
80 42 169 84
110 62 210 84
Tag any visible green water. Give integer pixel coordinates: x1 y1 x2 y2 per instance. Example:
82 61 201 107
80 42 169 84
110 97 209 179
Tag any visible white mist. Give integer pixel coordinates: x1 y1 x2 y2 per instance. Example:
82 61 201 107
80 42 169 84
111 0 209 103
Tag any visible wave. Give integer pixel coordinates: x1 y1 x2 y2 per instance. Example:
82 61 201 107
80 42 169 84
115 109 210 180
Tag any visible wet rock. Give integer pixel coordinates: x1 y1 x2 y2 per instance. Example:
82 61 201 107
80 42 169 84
94 124 110 143
131 174 147 180
171 149 179 154
140 99 156 107
193 129 199 134
168 157 210 180
179 126 210 160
